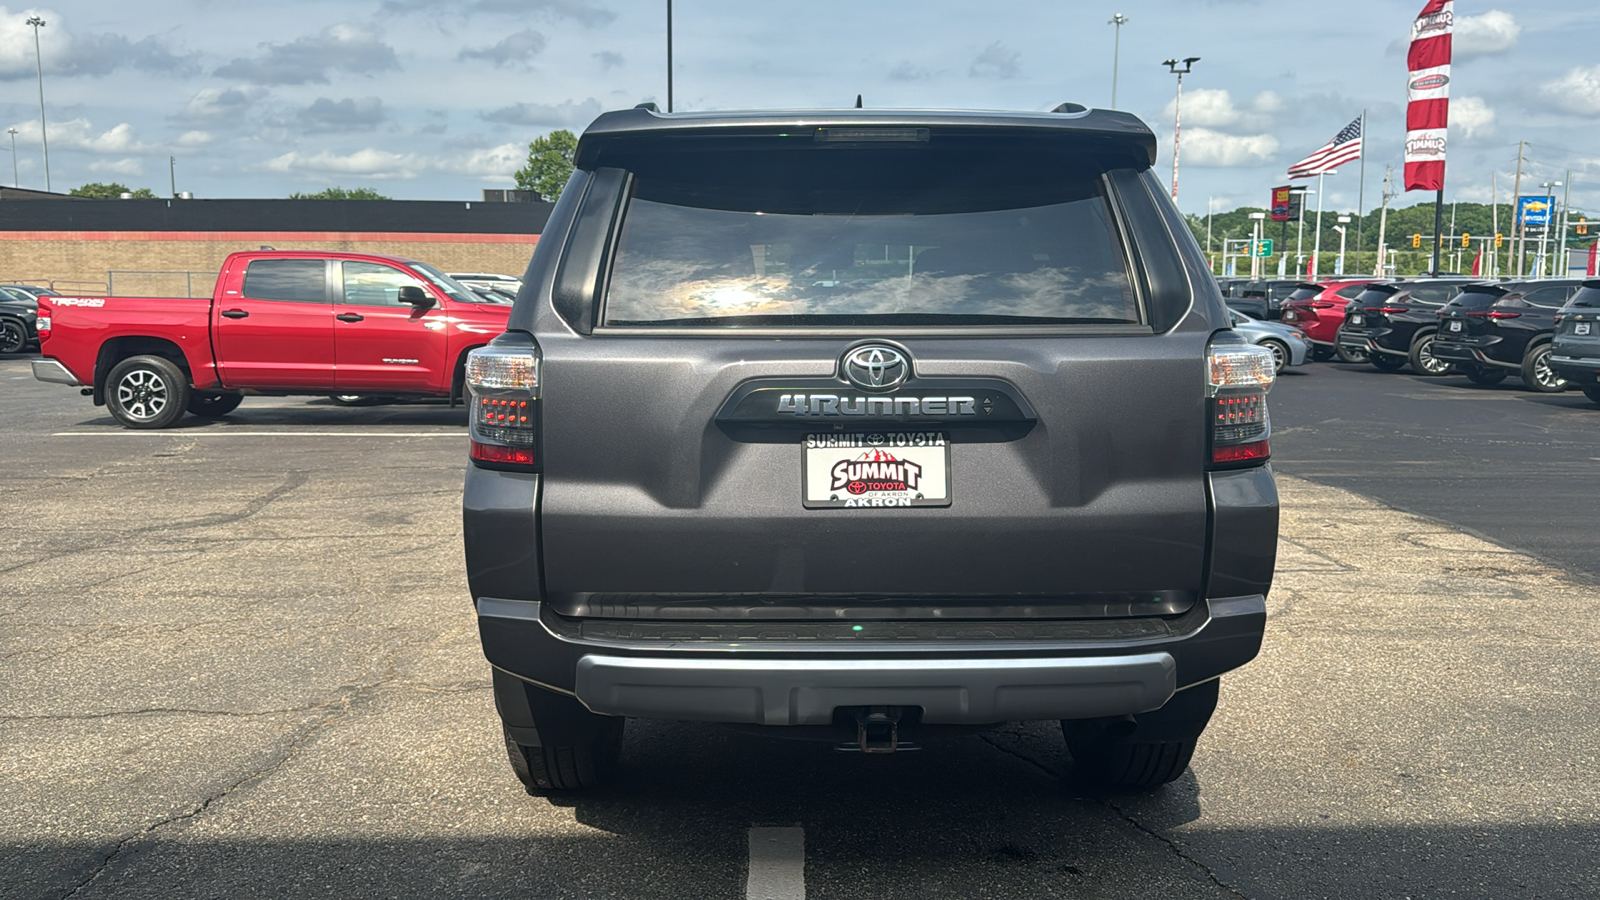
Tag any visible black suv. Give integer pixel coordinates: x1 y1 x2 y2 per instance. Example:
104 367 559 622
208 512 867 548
0 287 39 355
1338 278 1473 374
463 105 1279 796
1433 279 1584 391
1550 279 1600 405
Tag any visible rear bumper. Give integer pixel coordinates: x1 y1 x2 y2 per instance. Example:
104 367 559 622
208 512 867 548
477 593 1266 726
31 358 81 385
1550 355 1600 383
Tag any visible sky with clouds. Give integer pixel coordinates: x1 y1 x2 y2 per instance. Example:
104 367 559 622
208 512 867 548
0 0 1595 214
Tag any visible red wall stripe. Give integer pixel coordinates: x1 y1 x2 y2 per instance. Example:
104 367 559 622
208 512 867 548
0 230 540 244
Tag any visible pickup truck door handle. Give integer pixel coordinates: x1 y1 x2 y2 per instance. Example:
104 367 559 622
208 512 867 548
220 309 249 319
336 313 365 323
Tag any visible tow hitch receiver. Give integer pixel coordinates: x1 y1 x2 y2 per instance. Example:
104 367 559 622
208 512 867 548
844 706 913 754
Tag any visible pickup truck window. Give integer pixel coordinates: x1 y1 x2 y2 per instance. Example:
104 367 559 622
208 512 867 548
242 259 328 303
342 261 424 307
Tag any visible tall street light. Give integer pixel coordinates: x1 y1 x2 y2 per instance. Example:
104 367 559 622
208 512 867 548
6 128 17 188
1162 56 1198 201
27 15 50 193
1334 215 1352 276
1107 13 1128 108
665 0 673 113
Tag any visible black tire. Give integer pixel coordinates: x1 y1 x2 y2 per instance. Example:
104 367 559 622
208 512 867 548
1334 335 1369 364
1520 344 1566 393
1583 386 1600 406
188 392 243 417
328 394 390 407
1408 332 1453 376
1261 339 1289 374
0 317 27 354
1464 366 1508 386
1063 680 1219 792
1370 352 1406 371
1311 346 1336 362
504 718 624 794
106 355 190 429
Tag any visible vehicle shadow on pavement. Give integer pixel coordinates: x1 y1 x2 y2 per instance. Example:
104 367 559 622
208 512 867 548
61 406 470 430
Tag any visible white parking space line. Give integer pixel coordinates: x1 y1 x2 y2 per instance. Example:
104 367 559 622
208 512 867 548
52 431 463 437
746 826 805 900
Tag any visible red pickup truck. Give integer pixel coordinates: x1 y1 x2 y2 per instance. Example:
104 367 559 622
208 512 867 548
31 250 514 428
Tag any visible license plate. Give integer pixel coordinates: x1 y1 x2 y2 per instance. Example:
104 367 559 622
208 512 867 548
803 433 950 508
1449 320 1462 332
1579 323 1593 335
1349 314 1363 325
1282 312 1297 322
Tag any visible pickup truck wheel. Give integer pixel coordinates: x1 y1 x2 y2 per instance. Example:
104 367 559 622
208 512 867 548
0 318 26 354
1465 366 1508 386
188 392 243 417
1520 344 1567 393
1062 680 1218 792
503 719 624 794
106 355 190 429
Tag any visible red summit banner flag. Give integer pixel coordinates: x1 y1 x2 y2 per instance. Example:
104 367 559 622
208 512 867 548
1404 0 1452 191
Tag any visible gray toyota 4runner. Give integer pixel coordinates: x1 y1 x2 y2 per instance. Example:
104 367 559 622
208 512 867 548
464 104 1279 795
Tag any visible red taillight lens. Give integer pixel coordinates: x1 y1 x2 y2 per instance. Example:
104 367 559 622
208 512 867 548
466 343 541 471
1312 300 1338 308
1379 306 1410 314
1488 310 1521 319
35 302 51 339
1208 342 1275 469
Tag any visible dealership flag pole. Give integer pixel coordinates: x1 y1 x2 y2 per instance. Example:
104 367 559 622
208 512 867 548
1357 109 1367 270
1403 0 1452 274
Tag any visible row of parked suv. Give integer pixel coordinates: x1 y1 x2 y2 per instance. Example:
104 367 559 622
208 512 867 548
1233 275 1600 404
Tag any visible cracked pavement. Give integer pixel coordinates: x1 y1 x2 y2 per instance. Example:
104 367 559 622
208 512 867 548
3 360 1599 899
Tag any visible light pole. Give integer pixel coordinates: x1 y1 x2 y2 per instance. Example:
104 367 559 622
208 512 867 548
1107 13 1128 108
1162 56 1198 201
665 0 673 113
1248 211 1266 280
1538 181 1560 277
5 128 16 187
1334 215 1351 276
1292 185 1313 270
26 15 50 192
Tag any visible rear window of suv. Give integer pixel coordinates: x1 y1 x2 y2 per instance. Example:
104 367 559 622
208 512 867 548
599 145 1139 327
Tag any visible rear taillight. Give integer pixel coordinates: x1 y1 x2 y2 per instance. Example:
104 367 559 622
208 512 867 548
1207 342 1275 469
466 340 541 471
35 302 50 339
1379 306 1410 314
1467 310 1522 319
1312 300 1338 308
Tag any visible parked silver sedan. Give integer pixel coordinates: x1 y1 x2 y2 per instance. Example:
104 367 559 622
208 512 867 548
1229 309 1311 372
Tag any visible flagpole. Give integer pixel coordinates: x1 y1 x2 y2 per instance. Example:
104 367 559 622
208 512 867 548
1356 109 1367 275
1430 185 1445 276
1312 171 1326 279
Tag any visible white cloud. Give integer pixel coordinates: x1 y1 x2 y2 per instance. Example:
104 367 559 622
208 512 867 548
8 118 151 154
1163 90 1282 131
88 158 144 176
482 98 603 128
180 86 267 121
264 148 424 179
1454 10 1520 58
176 131 213 148
448 143 524 180
1451 96 1495 140
1176 128 1280 167
1541 65 1600 117
969 42 1019 79
0 10 196 80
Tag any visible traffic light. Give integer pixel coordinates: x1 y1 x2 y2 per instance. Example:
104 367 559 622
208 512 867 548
1495 233 1504 248
1461 233 1471 248
1412 233 1422 248
1581 220 1590 236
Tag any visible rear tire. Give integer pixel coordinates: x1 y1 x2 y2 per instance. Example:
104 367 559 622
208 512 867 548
1465 366 1508 386
1370 353 1406 371
106 355 190 429
1334 335 1369 364
0 318 27 354
1520 344 1566 393
187 392 243 417
1409 332 1453 376
1583 386 1600 406
1063 680 1218 792
328 394 390 407
1311 346 1335 362
504 718 624 794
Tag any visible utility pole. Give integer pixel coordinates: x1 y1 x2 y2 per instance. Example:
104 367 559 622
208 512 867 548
1162 57 1198 201
1449 200 1458 273
665 0 673 113
1491 172 1498 278
1356 109 1367 274
1375 165 1393 277
5 128 16 188
169 156 177 198
1205 195 1214 272
1510 141 1525 276
1558 172 1573 275
1107 13 1128 108
27 16 49 192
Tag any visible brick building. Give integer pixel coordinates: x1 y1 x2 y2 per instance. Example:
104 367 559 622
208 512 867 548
0 197 553 297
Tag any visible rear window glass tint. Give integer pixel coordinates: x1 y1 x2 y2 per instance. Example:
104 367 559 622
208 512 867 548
1521 285 1573 308
600 145 1137 327
1286 287 1320 302
1406 283 1463 304
1447 287 1504 308
1565 286 1600 309
1334 283 1369 299
242 259 325 303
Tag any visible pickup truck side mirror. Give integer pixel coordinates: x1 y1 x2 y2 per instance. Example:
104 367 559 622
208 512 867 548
397 285 435 309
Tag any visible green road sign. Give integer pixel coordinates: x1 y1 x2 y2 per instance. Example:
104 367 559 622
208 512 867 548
1254 239 1274 258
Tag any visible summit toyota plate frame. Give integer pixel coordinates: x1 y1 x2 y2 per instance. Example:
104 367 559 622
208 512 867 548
802 432 951 509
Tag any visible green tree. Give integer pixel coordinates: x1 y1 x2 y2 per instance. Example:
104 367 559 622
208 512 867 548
70 182 157 199
288 187 391 200
514 129 578 201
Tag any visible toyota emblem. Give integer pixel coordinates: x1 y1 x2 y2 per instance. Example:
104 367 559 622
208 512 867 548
843 345 910 391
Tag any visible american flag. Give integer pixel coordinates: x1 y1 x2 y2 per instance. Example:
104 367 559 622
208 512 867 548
1288 117 1363 178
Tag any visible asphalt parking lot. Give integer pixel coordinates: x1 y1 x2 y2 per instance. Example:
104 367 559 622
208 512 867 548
4 355 1599 900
